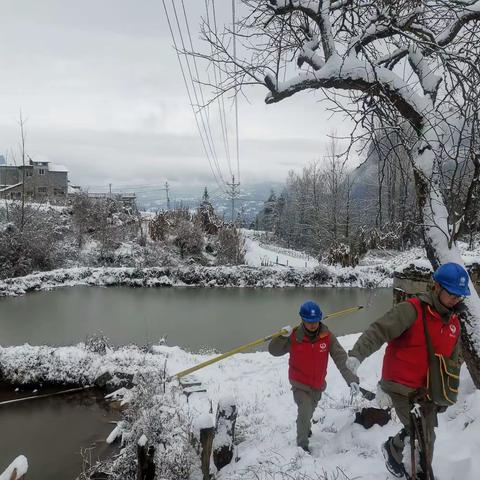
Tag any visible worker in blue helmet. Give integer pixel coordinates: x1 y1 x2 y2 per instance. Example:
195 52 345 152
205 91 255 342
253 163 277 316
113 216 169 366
433 262 471 301
346 262 470 479
268 300 360 454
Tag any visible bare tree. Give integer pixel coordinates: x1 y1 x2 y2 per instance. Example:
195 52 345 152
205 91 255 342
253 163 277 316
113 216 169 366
192 0 480 385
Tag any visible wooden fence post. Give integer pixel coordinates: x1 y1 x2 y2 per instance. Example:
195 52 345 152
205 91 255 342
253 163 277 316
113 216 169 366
136 436 155 480
199 426 215 480
213 395 237 471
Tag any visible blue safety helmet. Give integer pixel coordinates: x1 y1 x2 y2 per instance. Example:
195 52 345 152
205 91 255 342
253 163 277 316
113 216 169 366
299 301 323 323
432 262 471 297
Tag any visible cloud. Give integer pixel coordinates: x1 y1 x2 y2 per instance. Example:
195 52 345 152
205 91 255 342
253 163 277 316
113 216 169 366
0 0 355 190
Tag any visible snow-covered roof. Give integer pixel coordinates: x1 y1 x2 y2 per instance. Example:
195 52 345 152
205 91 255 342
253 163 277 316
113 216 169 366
0 182 23 193
49 164 68 173
68 185 82 194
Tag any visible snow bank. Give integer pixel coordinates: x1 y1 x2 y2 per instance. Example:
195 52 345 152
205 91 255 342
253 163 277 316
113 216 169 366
0 343 169 386
0 262 392 298
0 456 28 480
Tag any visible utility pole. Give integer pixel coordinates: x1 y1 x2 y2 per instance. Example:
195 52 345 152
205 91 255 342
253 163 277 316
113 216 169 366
19 112 26 231
226 174 240 223
165 181 170 210
109 183 112 198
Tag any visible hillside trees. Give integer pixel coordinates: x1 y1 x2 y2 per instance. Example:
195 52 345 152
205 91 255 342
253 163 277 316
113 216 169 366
194 0 480 385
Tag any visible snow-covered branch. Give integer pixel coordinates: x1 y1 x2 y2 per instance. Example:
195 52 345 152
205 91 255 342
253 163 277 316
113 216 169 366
269 0 321 24
408 45 442 104
265 54 425 131
319 0 336 59
352 10 419 54
297 37 324 70
437 1 480 46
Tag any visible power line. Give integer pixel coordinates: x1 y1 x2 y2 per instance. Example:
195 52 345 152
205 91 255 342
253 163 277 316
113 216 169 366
170 3 223 189
178 0 226 186
231 0 240 182
162 0 227 194
206 0 233 178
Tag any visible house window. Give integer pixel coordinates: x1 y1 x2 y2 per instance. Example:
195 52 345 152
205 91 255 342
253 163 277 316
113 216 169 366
38 169 46 175
26 170 33 177
54 188 65 196
37 187 48 194
10 192 21 199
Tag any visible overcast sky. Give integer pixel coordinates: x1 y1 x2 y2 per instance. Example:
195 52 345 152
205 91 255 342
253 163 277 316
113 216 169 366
0 0 353 192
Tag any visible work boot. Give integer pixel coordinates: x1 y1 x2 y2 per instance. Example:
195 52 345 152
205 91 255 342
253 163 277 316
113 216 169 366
382 438 406 478
300 445 311 454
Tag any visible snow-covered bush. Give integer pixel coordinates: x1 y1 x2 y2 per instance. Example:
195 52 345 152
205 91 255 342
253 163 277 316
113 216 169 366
71 193 139 259
0 203 72 279
173 219 204 259
195 189 221 235
324 243 359 268
216 225 246 265
89 373 196 480
149 211 170 241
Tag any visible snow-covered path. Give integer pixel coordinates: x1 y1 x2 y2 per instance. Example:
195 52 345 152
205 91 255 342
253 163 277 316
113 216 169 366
167 335 480 480
243 229 319 268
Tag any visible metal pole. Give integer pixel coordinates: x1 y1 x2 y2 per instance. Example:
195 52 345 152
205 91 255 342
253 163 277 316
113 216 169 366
0 385 94 406
173 305 364 379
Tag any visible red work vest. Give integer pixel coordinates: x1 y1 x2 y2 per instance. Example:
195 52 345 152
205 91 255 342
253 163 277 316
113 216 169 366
288 329 331 389
382 297 460 389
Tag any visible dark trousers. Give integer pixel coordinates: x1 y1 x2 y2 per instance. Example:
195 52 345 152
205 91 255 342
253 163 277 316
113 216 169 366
292 384 323 448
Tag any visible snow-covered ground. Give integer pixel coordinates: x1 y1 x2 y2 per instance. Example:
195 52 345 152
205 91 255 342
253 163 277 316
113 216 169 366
243 229 320 268
1 337 480 479
167 336 480 480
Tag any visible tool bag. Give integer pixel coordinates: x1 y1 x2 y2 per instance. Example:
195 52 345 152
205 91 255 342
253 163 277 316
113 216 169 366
421 304 460 406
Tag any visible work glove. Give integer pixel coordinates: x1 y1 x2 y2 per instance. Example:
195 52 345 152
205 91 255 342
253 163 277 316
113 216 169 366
280 325 293 337
346 355 361 374
349 382 360 397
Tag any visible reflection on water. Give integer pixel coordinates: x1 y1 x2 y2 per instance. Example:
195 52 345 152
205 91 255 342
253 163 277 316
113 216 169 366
0 390 117 480
0 286 392 352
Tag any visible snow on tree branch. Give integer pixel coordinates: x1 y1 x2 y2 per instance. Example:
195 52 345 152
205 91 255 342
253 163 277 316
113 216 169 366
297 37 324 70
407 45 442 104
265 53 426 132
437 0 480 46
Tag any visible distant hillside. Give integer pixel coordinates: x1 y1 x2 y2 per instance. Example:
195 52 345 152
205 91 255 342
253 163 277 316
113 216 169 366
135 181 284 223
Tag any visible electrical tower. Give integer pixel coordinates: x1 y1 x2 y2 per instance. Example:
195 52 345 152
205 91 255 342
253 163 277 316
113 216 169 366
226 174 240 223
165 181 170 210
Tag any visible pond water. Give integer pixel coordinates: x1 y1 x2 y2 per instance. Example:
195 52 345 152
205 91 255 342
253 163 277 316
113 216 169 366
0 285 393 479
0 389 117 480
0 286 392 351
